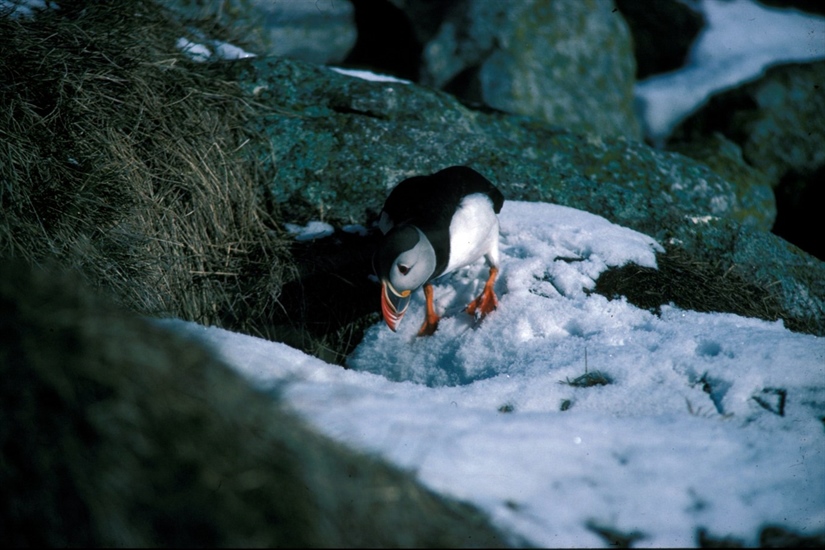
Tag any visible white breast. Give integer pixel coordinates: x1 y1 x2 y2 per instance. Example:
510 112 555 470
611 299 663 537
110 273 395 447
444 193 500 275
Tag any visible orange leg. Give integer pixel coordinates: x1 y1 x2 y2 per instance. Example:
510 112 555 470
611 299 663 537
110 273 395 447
467 266 499 319
417 283 441 336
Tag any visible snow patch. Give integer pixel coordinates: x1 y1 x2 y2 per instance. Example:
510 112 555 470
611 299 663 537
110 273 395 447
157 200 825 546
635 0 825 143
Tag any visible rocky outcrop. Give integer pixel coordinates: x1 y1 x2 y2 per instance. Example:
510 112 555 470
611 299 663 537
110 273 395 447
252 0 357 64
0 260 512 547
416 0 641 138
233 56 760 233
672 61 825 188
668 133 776 231
227 54 824 336
671 61 825 261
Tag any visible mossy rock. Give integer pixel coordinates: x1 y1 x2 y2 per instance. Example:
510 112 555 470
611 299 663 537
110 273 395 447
419 0 641 138
0 259 514 547
229 54 824 342
230 55 755 238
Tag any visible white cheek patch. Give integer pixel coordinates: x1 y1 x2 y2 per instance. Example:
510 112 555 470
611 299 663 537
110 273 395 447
444 194 500 274
390 228 436 291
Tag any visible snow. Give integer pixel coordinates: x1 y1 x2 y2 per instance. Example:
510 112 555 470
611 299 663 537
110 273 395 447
158 201 825 547
211 40 256 61
635 0 825 144
284 220 335 241
330 66 411 83
176 36 256 62
0 0 48 18
341 223 369 236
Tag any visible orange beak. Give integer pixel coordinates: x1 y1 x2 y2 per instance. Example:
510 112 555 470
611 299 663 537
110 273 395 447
381 280 411 331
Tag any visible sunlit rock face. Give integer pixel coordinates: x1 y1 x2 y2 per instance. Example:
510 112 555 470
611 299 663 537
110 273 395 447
232 55 741 234
418 0 641 139
253 0 357 64
670 61 825 261
229 54 824 336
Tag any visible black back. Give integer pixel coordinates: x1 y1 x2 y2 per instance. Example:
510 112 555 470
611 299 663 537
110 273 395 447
380 166 504 278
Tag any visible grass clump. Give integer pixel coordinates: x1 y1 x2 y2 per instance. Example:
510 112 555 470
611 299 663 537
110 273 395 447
594 244 793 331
0 0 292 333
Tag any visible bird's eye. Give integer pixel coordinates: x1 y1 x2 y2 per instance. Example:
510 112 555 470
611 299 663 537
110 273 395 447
398 264 410 275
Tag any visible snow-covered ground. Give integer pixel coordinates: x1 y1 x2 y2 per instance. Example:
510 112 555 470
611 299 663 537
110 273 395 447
160 201 825 548
635 0 825 144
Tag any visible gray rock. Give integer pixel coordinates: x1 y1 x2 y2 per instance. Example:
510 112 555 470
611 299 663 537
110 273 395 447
419 0 641 139
232 56 757 235
252 0 357 64
671 61 825 261
669 133 776 231
227 54 824 335
0 259 513 547
673 61 825 187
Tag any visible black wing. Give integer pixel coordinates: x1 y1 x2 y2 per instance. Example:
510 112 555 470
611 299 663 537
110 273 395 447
381 165 504 230
380 166 504 279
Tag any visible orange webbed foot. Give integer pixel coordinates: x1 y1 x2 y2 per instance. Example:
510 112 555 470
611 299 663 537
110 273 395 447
417 316 440 337
417 283 441 337
466 266 499 320
467 289 498 319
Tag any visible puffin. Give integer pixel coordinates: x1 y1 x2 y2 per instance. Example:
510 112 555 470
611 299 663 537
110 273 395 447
373 165 505 336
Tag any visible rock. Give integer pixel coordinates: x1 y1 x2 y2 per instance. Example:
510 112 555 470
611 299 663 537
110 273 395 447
673 61 825 187
232 56 759 236
226 54 824 337
671 61 825 260
614 0 704 79
669 133 776 231
418 0 641 138
0 259 513 547
252 0 357 64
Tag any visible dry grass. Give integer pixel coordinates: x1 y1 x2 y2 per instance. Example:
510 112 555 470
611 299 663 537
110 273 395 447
594 244 788 328
0 0 293 332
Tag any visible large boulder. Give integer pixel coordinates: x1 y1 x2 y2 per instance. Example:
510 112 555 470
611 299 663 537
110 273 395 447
418 0 641 139
670 61 825 261
0 259 512 547
672 61 825 188
251 0 357 64
233 56 766 234
227 54 824 337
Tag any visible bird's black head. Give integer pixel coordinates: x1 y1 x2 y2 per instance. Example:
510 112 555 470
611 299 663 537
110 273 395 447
373 225 420 281
373 225 437 332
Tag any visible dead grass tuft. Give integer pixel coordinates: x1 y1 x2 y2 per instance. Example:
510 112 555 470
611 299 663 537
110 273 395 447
0 0 293 332
593 244 796 331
